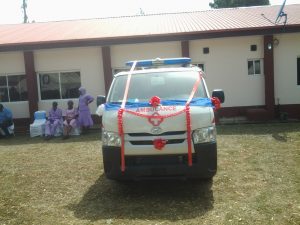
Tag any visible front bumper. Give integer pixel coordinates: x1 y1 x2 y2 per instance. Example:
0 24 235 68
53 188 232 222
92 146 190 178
102 142 217 180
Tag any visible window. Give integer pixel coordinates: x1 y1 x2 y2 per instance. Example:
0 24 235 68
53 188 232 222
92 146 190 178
203 47 209 54
250 45 257 51
108 71 207 103
297 57 300 85
0 74 27 102
39 71 81 100
248 59 262 75
192 63 205 72
196 63 205 72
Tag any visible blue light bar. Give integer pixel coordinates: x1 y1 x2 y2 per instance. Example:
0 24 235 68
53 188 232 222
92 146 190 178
126 57 191 67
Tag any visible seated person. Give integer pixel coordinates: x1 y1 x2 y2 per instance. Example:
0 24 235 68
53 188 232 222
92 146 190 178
0 104 13 138
45 101 63 140
62 100 78 139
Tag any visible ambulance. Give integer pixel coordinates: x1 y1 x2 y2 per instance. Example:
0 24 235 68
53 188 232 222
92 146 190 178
96 58 224 180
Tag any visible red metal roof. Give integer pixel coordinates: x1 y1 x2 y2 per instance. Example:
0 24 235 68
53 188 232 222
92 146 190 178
0 4 299 49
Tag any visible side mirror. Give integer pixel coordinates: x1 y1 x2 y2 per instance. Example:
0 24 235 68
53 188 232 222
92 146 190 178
96 95 106 107
212 89 225 103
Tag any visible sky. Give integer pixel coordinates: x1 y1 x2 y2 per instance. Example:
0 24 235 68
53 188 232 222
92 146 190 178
0 0 300 24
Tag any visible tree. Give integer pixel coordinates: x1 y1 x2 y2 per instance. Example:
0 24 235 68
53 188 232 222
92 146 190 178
209 0 270 9
21 0 28 23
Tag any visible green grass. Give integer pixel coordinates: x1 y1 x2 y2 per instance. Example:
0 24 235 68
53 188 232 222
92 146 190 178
0 123 299 225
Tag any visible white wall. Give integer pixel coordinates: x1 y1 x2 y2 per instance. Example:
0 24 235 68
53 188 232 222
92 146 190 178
0 51 29 118
34 47 105 114
190 36 265 107
111 42 182 68
274 33 300 105
2 34 298 120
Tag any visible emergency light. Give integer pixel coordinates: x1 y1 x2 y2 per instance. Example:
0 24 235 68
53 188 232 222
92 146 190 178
126 57 191 67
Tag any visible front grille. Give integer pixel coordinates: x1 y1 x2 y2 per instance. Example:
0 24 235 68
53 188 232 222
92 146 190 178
128 131 186 137
125 154 197 166
130 139 185 145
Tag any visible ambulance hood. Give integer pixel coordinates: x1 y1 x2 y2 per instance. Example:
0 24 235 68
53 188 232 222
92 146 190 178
102 105 214 134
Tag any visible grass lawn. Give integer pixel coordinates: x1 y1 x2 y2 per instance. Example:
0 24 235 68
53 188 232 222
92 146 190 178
0 123 299 225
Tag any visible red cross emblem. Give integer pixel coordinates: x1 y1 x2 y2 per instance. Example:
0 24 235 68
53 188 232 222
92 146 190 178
148 112 164 126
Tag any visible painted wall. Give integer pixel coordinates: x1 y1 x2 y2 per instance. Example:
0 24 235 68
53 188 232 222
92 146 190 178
2 34 299 120
34 47 105 114
111 42 182 68
190 36 265 107
0 51 29 118
274 33 300 105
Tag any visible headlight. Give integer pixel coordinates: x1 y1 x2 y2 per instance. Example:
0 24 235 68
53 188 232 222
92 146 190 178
102 131 121 147
192 126 216 144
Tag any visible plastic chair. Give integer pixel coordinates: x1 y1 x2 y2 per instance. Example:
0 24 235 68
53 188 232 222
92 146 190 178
30 111 47 137
0 123 14 136
8 124 15 136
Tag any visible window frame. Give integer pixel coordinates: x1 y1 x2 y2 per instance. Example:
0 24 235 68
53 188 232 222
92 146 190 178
108 71 207 103
0 73 28 103
37 70 81 101
247 58 263 76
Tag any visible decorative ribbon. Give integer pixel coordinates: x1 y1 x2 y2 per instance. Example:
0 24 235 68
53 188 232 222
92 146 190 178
184 72 202 166
211 97 221 111
185 104 192 166
117 108 125 172
118 61 137 172
149 96 161 107
153 139 167 150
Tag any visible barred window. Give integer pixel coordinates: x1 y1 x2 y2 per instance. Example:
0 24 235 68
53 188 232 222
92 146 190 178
0 74 27 102
39 71 81 100
248 59 262 75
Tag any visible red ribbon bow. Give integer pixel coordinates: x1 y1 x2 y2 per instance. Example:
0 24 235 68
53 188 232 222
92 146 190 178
149 96 161 107
153 139 167 150
211 97 221 110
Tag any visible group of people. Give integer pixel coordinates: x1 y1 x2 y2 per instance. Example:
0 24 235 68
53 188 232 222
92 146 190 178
0 87 95 139
45 87 94 140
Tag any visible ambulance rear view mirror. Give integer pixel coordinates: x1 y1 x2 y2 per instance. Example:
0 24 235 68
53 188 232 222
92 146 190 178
212 89 225 103
96 95 106 107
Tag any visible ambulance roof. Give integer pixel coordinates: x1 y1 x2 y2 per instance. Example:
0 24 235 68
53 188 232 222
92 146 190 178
114 66 202 77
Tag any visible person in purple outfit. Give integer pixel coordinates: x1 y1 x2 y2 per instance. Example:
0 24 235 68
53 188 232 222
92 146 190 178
62 100 78 139
45 101 63 140
78 87 94 133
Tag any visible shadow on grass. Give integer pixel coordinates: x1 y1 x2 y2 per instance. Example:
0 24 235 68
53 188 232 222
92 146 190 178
0 132 101 146
217 122 300 136
68 175 214 222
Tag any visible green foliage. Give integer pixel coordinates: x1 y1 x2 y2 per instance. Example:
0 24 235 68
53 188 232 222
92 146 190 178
209 0 270 8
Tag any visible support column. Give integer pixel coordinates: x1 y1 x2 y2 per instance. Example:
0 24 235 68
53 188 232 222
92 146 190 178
181 41 190 57
102 46 113 96
24 51 38 122
264 35 275 118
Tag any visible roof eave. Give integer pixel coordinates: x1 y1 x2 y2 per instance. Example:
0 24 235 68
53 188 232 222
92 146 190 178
1 24 300 52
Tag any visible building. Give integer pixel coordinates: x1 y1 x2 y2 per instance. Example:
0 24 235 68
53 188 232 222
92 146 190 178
0 4 299 129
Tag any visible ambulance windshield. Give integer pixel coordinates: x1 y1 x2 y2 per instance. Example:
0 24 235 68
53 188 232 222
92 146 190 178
108 71 207 103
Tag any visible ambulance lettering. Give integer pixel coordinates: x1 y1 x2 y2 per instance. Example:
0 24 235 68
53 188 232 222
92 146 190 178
136 106 176 113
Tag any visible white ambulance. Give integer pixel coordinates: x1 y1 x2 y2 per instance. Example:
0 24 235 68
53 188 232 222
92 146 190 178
96 58 224 180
